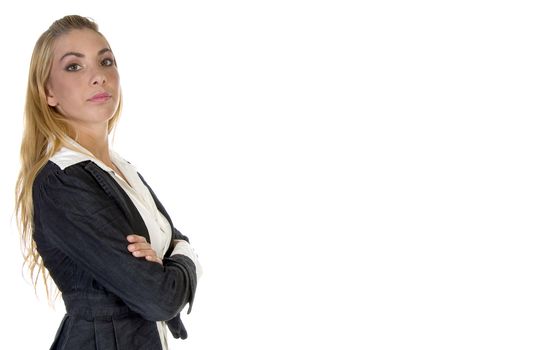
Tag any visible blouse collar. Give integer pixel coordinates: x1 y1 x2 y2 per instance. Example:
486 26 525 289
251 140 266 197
49 136 133 176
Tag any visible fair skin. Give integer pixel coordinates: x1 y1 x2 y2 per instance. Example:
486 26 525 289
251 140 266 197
46 28 164 265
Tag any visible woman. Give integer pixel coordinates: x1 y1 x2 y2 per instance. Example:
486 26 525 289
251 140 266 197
14 15 202 350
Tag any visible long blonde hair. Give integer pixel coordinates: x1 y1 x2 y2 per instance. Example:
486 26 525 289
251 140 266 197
15 15 123 305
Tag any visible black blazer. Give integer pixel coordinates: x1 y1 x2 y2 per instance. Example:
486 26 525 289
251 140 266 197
32 159 198 350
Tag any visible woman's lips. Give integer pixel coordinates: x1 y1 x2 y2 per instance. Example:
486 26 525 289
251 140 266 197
89 92 112 102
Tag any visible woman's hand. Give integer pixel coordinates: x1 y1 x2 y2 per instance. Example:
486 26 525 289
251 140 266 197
127 235 163 265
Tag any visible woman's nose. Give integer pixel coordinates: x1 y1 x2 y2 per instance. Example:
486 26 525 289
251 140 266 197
90 68 107 86
91 74 106 85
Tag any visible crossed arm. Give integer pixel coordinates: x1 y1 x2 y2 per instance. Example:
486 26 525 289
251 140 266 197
127 236 199 271
34 166 198 320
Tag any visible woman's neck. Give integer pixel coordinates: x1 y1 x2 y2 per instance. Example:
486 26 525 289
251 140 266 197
68 126 112 167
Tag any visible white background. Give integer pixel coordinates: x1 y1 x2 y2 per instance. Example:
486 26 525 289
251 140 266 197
2 1 537 349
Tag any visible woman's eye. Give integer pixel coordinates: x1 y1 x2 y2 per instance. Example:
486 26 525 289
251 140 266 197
65 64 81 72
102 58 115 66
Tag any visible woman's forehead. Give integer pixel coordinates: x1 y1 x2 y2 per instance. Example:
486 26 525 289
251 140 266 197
53 29 110 58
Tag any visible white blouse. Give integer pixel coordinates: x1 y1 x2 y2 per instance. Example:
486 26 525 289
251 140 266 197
50 137 175 349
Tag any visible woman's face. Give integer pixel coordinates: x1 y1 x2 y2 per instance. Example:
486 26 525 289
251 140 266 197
46 29 120 128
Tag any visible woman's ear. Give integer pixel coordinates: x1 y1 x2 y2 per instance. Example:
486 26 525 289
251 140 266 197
46 84 58 107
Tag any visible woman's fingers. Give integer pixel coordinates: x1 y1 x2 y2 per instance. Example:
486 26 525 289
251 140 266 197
131 249 156 257
146 255 163 265
127 234 146 243
126 234 162 265
127 234 152 253
127 242 152 252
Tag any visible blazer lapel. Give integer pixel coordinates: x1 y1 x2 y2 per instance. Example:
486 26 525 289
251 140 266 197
83 161 151 243
137 173 175 233
137 172 183 256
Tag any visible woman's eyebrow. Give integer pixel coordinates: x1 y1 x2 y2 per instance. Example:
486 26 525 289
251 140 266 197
60 48 112 62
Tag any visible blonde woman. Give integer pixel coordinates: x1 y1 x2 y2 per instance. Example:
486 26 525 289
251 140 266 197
15 15 202 350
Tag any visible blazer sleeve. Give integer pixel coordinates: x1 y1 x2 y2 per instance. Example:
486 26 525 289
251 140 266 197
33 166 197 321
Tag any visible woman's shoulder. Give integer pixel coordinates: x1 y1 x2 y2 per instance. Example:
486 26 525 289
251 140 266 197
33 160 99 197
36 159 90 181
32 160 117 221
35 140 111 186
